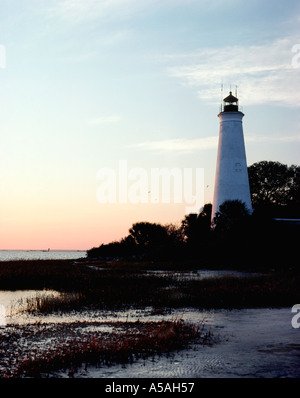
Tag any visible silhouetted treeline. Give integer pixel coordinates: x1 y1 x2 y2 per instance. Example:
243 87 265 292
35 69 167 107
248 161 300 216
87 161 300 269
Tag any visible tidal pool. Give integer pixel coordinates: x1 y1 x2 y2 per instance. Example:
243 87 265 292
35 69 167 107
76 307 300 378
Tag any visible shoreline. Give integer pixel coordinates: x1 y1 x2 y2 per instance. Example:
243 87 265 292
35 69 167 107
0 259 299 310
0 260 299 378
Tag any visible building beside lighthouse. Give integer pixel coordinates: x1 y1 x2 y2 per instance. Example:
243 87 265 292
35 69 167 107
211 91 252 223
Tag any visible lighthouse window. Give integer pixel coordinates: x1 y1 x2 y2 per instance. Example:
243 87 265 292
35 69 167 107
234 162 242 172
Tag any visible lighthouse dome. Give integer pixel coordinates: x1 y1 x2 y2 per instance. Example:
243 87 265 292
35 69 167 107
223 91 239 112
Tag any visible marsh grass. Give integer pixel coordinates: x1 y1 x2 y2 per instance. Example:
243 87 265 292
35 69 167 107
1 259 299 378
22 291 85 313
153 273 300 309
13 319 210 378
0 260 90 291
0 260 299 312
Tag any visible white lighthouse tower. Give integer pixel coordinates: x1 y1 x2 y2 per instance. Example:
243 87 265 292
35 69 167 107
211 91 252 223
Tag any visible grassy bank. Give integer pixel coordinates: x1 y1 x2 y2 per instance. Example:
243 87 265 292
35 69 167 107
155 273 300 309
0 259 299 311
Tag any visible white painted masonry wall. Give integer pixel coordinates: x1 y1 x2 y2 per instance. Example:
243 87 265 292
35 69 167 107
211 111 252 221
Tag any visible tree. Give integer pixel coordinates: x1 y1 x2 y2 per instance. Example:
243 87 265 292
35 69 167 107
86 235 137 259
129 221 185 260
164 223 184 247
129 222 169 248
248 161 300 213
213 200 250 236
198 203 212 229
181 203 212 246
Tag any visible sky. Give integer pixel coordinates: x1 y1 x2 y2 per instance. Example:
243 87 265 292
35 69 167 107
0 0 299 250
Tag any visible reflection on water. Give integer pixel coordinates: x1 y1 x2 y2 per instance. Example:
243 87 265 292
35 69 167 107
80 308 300 379
0 295 299 377
0 290 61 322
145 269 262 281
0 269 261 325
0 276 299 377
0 250 86 261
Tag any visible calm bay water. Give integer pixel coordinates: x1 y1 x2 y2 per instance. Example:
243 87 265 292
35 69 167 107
0 250 86 261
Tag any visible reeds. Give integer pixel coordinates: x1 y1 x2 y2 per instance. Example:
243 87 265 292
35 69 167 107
1 260 299 378
154 273 300 309
13 319 210 378
1 260 299 312
23 291 85 313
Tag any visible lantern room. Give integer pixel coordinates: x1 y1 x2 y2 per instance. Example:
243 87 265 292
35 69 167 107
223 91 239 112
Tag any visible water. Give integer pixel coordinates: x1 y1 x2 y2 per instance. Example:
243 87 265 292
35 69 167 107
0 262 298 377
145 269 262 281
0 289 61 321
0 250 86 261
0 288 299 377
81 307 300 378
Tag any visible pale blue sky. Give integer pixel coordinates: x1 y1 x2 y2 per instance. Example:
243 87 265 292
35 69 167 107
0 0 299 249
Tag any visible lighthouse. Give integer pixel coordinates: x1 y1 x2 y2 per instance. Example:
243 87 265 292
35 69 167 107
211 91 252 223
